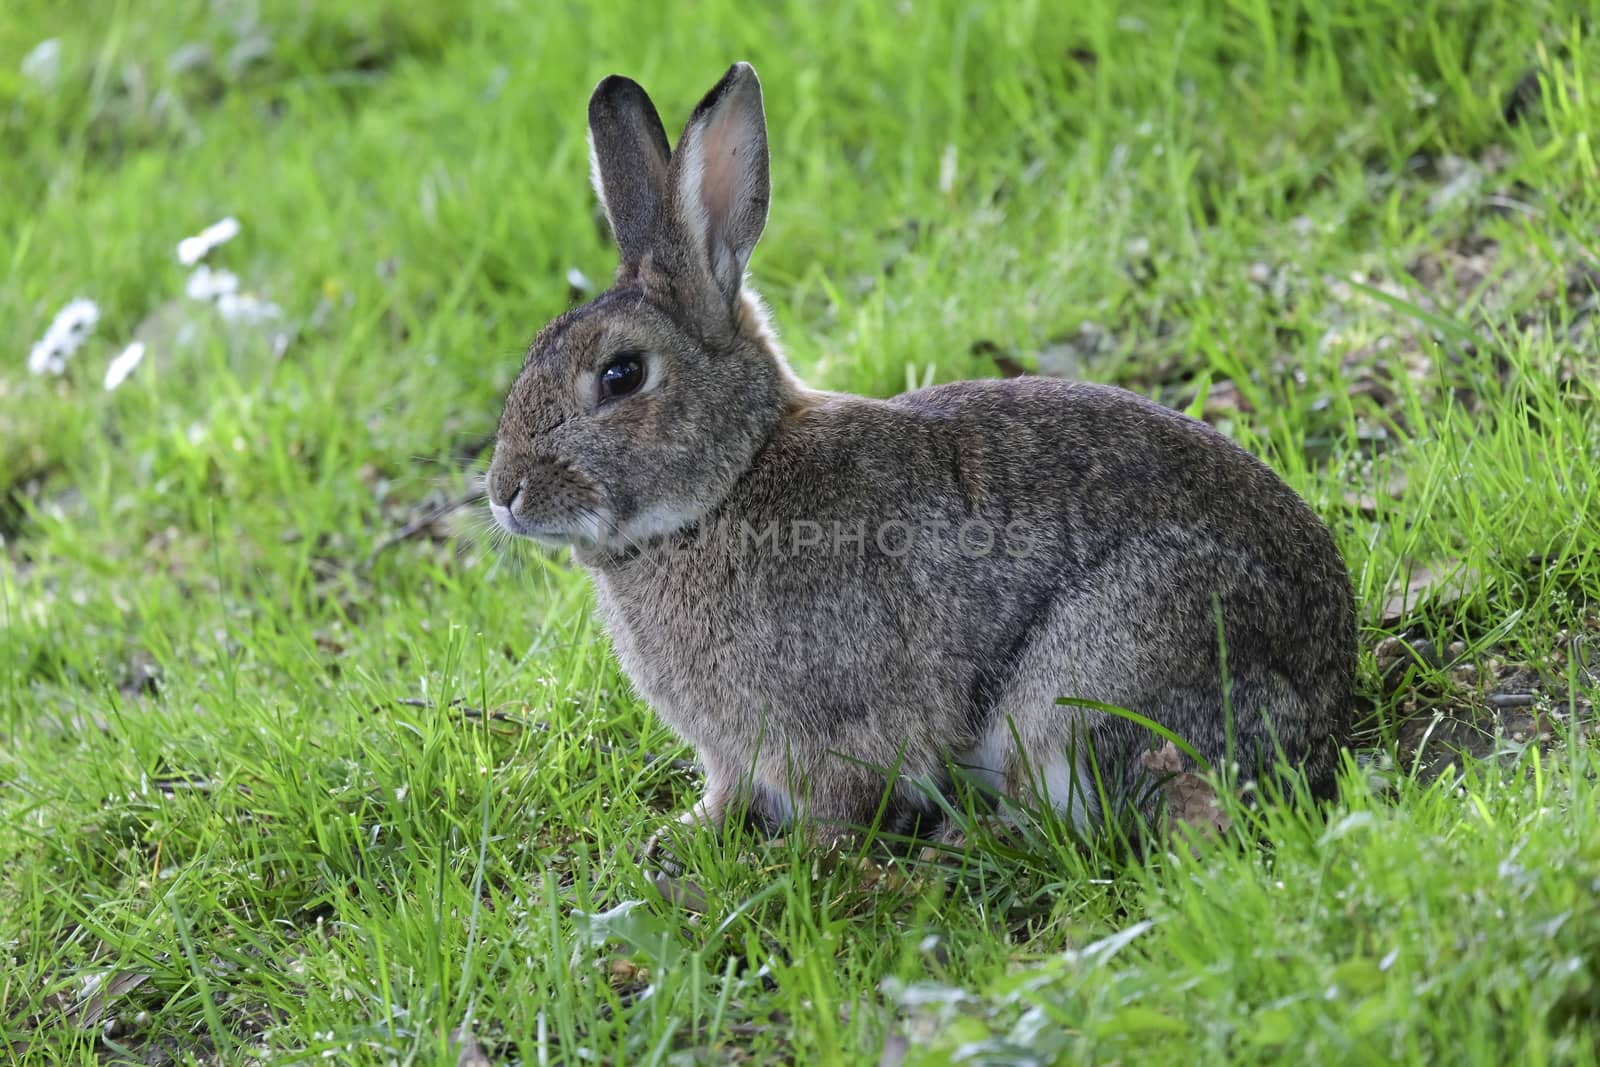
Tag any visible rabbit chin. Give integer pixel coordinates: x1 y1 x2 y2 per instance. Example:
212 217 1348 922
490 499 701 551
488 500 590 548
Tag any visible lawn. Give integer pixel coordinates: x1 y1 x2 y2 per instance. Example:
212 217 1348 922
2 0 1598 1063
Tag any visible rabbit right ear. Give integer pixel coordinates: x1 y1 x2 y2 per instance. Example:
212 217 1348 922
587 75 673 264
667 63 770 308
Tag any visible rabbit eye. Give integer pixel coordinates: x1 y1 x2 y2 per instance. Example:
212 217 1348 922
599 353 646 401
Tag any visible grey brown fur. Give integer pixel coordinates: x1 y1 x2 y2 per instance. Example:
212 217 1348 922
487 63 1357 843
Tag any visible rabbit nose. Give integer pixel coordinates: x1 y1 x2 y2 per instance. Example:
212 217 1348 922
489 468 525 509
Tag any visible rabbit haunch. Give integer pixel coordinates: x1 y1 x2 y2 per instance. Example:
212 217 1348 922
486 63 1358 845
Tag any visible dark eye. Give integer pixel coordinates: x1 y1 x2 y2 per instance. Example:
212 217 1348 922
599 353 646 401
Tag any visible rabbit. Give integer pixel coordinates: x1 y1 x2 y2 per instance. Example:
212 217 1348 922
486 62 1358 848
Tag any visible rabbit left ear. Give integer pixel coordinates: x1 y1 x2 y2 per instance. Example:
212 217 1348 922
588 75 673 265
668 62 770 307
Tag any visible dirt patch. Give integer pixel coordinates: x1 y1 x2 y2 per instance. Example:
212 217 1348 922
1375 626 1598 779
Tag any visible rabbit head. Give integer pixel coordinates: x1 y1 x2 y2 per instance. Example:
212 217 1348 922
487 64 801 551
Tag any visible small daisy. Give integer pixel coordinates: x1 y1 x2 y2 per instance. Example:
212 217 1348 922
216 292 282 325
20 39 61 88
185 264 240 301
103 341 146 391
26 297 99 376
176 216 241 266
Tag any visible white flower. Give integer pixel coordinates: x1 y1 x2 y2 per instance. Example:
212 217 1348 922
185 264 240 301
176 216 241 266
216 292 282 325
27 297 99 376
104 341 147 391
21 39 61 88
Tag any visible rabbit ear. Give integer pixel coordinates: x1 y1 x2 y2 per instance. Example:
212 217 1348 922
668 62 770 306
587 75 673 264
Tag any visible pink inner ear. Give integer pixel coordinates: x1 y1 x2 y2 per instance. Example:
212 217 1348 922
695 107 755 250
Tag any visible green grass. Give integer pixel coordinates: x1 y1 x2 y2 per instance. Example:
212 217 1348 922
2 0 1598 1062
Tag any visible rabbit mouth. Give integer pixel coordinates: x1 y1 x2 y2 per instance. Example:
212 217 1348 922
491 491 700 554
489 500 586 547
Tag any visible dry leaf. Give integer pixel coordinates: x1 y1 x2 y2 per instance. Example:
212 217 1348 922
66 971 149 1030
1343 469 1409 517
607 957 651 985
650 870 709 913
1381 559 1480 625
1140 742 1232 840
448 1025 493 1067
970 338 1028 378
992 353 1029 377
1198 378 1251 419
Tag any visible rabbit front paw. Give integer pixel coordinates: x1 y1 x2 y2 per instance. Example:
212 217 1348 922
642 781 735 862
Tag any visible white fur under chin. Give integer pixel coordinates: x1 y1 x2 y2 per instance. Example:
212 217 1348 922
607 500 702 545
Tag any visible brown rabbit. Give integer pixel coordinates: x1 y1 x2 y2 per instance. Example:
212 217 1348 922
486 63 1357 845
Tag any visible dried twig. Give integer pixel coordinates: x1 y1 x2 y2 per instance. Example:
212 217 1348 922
365 488 486 568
